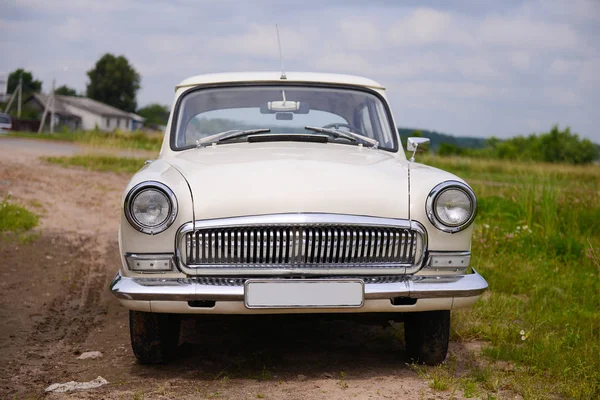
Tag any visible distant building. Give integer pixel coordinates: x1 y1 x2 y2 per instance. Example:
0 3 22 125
0 72 8 102
26 93 145 132
129 113 145 131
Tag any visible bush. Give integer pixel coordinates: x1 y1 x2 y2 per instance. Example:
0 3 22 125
432 125 599 165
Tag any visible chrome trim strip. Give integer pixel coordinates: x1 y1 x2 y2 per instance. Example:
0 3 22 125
425 181 477 234
179 213 420 229
125 253 175 273
427 251 471 268
110 269 487 301
419 251 471 275
124 181 178 235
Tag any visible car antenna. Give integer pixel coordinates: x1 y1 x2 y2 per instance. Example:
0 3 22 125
276 24 287 80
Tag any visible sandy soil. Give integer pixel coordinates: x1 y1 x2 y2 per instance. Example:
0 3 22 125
0 137 485 399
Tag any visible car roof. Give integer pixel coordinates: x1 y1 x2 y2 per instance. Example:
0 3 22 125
176 72 385 91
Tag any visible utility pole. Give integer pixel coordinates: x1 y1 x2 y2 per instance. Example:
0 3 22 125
4 77 21 115
38 90 54 134
17 74 22 118
50 78 55 133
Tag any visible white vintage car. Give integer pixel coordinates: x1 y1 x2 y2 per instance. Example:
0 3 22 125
110 72 487 365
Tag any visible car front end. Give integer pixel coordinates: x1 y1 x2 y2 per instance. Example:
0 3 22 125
110 72 487 365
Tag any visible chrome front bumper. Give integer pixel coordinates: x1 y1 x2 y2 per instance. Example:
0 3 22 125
110 270 488 304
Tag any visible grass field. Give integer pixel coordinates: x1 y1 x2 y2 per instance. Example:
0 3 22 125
42 154 147 173
8 130 163 151
418 155 600 399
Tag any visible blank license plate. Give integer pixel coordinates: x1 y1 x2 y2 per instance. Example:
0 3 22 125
245 279 364 309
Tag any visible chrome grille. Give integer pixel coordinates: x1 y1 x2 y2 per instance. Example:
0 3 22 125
184 225 422 267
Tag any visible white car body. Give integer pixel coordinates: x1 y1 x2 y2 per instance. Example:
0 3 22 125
110 72 487 365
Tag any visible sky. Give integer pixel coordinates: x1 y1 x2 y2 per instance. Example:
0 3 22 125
1 0 599 141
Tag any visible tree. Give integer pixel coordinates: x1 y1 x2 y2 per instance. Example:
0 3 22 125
55 85 79 96
86 53 140 112
137 103 170 125
460 125 598 164
7 69 42 94
438 143 465 156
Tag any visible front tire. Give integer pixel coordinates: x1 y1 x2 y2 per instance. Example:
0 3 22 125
129 311 180 364
404 310 450 365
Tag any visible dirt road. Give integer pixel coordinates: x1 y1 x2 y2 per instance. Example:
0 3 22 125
0 138 478 399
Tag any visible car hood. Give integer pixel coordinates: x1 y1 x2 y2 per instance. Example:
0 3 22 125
165 142 411 220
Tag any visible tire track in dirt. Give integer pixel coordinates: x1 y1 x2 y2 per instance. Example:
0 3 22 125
0 232 119 396
0 140 128 395
29 237 112 347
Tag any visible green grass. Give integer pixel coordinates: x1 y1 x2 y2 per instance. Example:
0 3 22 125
42 154 146 173
419 155 600 399
8 129 163 151
0 196 39 235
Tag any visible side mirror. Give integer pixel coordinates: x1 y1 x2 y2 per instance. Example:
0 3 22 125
407 137 430 152
407 137 430 161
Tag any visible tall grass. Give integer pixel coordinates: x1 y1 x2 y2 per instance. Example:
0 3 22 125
422 155 600 399
42 154 147 174
0 196 38 233
7 130 163 151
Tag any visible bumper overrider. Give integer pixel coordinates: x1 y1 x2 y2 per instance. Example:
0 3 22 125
110 269 488 314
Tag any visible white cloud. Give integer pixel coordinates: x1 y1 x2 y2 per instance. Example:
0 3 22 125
478 16 580 52
510 52 531 71
548 58 580 75
15 0 130 12
518 0 600 23
210 24 311 59
578 59 600 83
388 8 475 47
56 17 83 40
548 58 600 85
453 55 503 79
399 81 492 100
337 19 382 51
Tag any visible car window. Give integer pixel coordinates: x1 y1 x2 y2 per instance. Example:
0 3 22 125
186 109 346 139
0 115 10 124
174 86 397 151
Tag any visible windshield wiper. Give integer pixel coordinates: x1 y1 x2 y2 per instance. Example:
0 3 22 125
304 126 379 148
196 128 271 147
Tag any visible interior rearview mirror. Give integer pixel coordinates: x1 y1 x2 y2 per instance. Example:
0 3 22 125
260 101 309 114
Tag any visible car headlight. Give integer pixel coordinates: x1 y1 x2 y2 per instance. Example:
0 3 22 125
426 181 477 233
124 181 178 235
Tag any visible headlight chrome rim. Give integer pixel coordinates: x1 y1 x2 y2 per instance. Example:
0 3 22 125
426 181 477 233
124 181 178 235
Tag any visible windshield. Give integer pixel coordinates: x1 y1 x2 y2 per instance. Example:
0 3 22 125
172 85 397 151
0 115 10 124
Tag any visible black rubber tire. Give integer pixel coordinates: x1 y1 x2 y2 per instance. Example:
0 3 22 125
129 310 180 364
404 310 450 365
